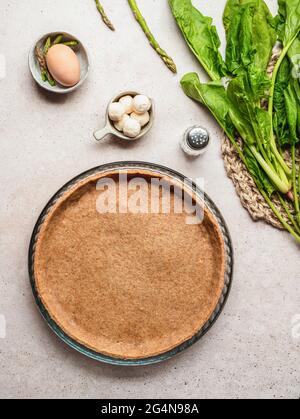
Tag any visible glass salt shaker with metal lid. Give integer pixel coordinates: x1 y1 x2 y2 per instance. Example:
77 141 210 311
181 125 210 157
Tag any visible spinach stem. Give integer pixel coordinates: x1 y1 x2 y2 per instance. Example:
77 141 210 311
250 146 290 194
254 129 273 168
226 133 248 166
271 141 292 176
261 191 300 244
298 161 300 199
277 162 290 188
277 193 300 235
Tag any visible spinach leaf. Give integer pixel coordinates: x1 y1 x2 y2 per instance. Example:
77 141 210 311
226 71 291 192
180 72 235 138
292 77 300 136
288 34 300 60
284 84 298 144
273 35 300 147
224 0 275 72
286 35 300 140
276 0 300 46
273 57 291 146
223 0 276 99
288 35 300 91
227 72 271 151
169 0 227 80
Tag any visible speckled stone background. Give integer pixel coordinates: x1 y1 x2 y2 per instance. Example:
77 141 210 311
0 0 299 399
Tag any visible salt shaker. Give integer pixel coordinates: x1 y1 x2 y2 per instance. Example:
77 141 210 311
181 126 210 157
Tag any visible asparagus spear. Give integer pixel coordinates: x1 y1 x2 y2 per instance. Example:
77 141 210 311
35 41 56 86
45 70 56 86
62 41 79 47
127 0 177 73
42 38 57 85
48 34 79 48
52 35 63 45
43 37 52 55
94 0 115 31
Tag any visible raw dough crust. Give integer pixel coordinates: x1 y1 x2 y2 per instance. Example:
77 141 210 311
34 170 225 359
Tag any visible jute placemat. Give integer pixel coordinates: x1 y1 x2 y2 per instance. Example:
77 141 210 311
221 137 295 229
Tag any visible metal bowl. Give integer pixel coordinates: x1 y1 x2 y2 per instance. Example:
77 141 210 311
28 161 233 366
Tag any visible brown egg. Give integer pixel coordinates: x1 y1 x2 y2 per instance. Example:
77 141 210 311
46 44 80 87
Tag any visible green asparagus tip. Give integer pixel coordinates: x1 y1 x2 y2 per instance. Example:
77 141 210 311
53 35 63 45
43 37 52 55
167 60 177 74
95 0 115 31
62 41 79 47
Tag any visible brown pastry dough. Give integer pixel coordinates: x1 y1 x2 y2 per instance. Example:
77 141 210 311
34 170 225 359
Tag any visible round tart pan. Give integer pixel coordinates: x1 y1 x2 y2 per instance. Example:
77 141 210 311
28 162 233 366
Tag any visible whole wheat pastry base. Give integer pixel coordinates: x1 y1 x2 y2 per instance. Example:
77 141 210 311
34 169 226 360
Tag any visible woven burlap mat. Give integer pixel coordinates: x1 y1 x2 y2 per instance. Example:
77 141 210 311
222 137 277 229
222 136 300 229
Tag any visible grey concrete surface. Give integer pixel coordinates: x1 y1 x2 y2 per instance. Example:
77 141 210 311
0 0 299 399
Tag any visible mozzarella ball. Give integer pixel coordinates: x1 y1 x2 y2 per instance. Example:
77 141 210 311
114 114 130 132
133 95 151 114
108 102 126 121
119 95 134 114
123 117 141 138
131 111 150 127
